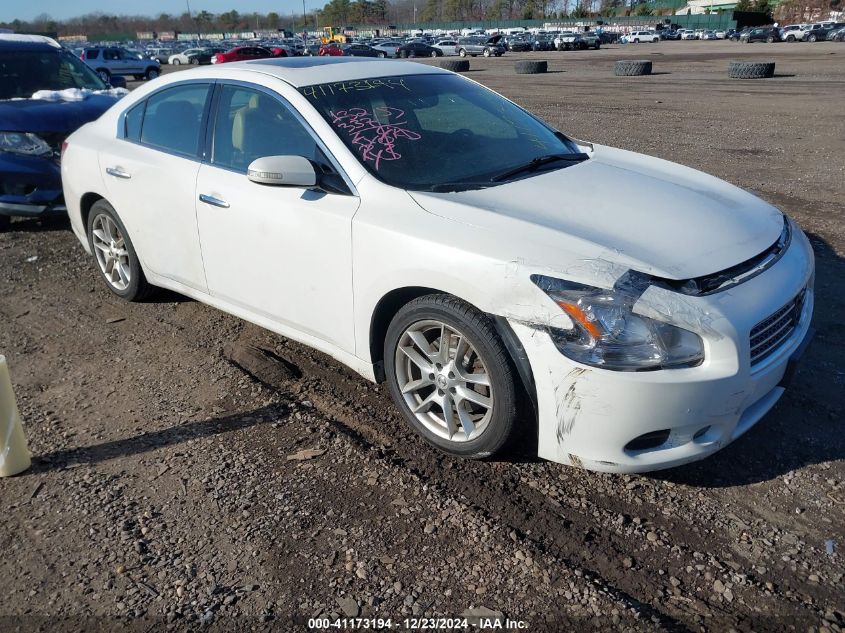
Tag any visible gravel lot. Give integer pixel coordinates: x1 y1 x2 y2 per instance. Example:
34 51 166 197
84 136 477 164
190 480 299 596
1 41 843 632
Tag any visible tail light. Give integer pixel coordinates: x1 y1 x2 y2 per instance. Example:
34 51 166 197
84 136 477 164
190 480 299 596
80 51 86 59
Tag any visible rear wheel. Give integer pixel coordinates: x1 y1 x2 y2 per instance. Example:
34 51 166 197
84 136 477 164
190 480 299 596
97 68 110 82
431 50 438 57
377 51 386 58
190 57 199 65
808 34 817 42
483 48 491 57
87 200 154 301
458 48 467 57
767 36 775 43
385 295 519 459
787 35 795 42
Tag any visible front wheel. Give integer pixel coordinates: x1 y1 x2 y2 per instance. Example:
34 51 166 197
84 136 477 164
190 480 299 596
458 49 467 57
87 200 154 301
145 67 159 80
0 215 10 232
767 36 775 43
190 57 199 65
385 295 519 458
808 34 817 42
431 50 438 57
483 48 491 57
97 68 110 82
377 51 386 58
172 58 181 65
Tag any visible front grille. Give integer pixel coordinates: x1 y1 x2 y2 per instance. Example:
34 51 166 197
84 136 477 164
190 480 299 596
750 290 805 365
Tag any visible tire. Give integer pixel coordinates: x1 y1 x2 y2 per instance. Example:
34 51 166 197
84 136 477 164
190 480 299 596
458 48 467 57
377 51 386 58
787 35 795 42
614 59 652 76
767 36 775 43
190 57 199 65
145 67 160 80
515 60 547 74
0 215 10 232
87 200 155 301
172 58 181 65
431 50 438 57
440 59 470 72
728 61 775 79
133 75 143 80
633 38 640 43
808 34 817 42
385 294 519 459
483 48 491 57
97 68 110 82
595 43 601 49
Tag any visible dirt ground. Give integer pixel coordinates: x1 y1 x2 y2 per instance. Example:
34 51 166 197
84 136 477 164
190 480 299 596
1 41 843 632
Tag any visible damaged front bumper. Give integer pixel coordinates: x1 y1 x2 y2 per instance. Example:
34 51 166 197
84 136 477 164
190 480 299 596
510 227 815 473
0 152 66 218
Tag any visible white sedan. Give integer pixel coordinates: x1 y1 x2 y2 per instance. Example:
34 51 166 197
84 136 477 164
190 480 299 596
370 41 402 58
168 48 204 65
433 39 459 55
61 58 814 473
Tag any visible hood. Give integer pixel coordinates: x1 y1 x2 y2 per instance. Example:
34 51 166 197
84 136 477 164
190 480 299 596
408 144 784 280
486 35 504 44
0 94 117 133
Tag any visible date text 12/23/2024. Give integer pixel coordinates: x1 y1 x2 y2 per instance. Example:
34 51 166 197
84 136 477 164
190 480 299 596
306 617 530 629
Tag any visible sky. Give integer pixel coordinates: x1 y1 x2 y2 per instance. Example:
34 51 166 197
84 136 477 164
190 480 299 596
1 1 314 23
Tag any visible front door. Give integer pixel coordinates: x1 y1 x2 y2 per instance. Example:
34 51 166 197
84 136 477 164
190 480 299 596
195 83 360 352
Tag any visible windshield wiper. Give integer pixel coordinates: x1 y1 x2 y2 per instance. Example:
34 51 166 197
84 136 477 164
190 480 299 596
490 152 589 183
425 182 494 193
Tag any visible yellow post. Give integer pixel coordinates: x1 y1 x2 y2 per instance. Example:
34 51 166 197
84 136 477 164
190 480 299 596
0 355 31 477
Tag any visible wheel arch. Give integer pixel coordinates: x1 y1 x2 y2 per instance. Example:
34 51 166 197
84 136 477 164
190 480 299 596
367 286 538 416
80 192 104 232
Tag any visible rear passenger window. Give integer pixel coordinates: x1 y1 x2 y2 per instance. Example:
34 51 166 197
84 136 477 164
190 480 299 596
85 49 99 59
124 101 144 141
140 83 211 157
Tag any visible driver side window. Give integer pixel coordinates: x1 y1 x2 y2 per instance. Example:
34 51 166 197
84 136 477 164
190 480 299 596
210 85 321 173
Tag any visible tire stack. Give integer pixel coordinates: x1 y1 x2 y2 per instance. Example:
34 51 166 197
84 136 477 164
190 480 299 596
728 61 776 79
441 59 470 72
614 60 652 76
515 60 547 74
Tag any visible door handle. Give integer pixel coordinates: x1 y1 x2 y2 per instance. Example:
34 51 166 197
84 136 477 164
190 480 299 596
199 193 230 209
105 166 131 179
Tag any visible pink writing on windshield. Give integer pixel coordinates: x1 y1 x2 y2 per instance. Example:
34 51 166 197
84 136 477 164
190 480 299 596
330 107 421 170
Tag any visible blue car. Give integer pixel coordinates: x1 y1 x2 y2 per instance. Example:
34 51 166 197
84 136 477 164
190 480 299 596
0 35 126 230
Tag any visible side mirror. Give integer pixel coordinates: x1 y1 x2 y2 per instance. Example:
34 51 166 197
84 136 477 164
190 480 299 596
247 155 317 187
109 75 127 89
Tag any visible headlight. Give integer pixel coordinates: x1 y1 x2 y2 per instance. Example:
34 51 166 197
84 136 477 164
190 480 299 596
532 274 704 371
0 132 52 157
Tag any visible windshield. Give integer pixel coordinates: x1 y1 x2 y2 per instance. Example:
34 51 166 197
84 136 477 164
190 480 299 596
300 73 583 191
0 49 107 99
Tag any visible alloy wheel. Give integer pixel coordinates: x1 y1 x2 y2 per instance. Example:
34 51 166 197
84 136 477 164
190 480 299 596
91 214 131 291
394 320 493 443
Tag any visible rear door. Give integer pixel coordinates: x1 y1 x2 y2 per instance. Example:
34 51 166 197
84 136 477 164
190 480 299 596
99 81 213 292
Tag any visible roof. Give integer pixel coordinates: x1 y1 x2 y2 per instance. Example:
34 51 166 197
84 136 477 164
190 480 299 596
0 34 61 49
228 57 450 88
